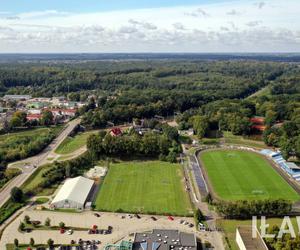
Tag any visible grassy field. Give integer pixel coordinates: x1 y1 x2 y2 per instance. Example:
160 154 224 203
22 164 58 196
55 130 98 154
95 161 193 216
200 150 299 201
223 131 266 149
0 127 62 152
218 217 299 250
0 127 59 141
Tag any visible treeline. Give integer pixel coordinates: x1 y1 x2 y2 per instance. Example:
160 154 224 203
176 99 255 137
87 126 181 162
1 110 55 132
0 132 56 165
265 225 300 250
1 60 286 101
216 199 292 219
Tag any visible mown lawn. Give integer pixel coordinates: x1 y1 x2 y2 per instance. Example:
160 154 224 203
200 150 300 201
55 130 98 154
95 161 193 216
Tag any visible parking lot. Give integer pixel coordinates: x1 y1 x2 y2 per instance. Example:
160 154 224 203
0 210 213 249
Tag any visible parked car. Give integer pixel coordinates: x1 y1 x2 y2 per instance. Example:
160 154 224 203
60 228 65 234
67 229 73 235
168 216 174 221
134 214 141 219
151 216 157 221
94 213 100 217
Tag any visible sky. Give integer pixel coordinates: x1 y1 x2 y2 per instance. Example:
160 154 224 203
0 0 299 53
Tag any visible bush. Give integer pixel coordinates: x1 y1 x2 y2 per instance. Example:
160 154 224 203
59 222 65 229
24 215 30 224
0 201 24 225
216 199 292 219
47 238 54 247
19 222 25 231
10 187 24 203
194 209 205 226
45 217 51 227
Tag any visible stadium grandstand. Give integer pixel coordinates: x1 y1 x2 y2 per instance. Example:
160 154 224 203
260 149 300 182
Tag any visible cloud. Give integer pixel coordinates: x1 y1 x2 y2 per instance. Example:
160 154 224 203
255 2 266 9
173 22 186 30
118 26 138 34
220 26 230 32
226 9 241 16
246 21 262 27
184 8 209 18
0 0 300 52
128 19 157 30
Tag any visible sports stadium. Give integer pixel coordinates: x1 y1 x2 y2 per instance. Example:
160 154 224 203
198 148 300 202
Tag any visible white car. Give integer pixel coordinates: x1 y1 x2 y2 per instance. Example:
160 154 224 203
67 229 73 235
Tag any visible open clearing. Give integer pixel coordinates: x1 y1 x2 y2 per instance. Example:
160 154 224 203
223 131 266 149
95 161 192 216
55 130 98 154
200 150 299 201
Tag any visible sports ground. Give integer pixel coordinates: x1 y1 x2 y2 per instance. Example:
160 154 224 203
94 161 192 216
200 150 300 201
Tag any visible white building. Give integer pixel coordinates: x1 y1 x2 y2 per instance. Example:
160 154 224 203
236 226 268 250
51 176 94 209
3 95 32 101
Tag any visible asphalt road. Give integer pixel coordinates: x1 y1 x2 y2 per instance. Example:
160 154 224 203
0 118 81 208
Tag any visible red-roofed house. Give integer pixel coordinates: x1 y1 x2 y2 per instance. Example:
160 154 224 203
62 109 77 117
250 117 265 124
26 114 42 121
250 116 266 132
110 128 122 137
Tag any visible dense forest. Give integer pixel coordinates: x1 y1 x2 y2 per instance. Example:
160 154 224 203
0 60 287 98
1 58 300 169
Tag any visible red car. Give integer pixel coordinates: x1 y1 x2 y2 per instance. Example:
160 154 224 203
60 228 65 234
168 216 174 221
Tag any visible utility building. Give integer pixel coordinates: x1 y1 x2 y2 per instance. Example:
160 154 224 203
51 176 94 209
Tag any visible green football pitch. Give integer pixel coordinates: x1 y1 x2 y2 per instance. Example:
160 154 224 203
94 161 192 216
200 150 300 201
